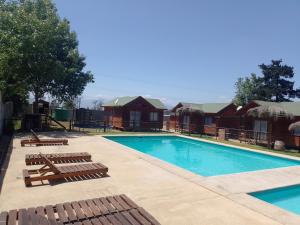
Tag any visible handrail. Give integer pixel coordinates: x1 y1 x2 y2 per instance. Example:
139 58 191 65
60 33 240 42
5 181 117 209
47 115 66 130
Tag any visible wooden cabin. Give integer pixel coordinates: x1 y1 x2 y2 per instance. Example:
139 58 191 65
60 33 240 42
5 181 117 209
236 100 300 148
103 96 166 131
168 102 237 134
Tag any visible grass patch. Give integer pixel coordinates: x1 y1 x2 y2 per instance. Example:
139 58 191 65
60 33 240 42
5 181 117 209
183 133 300 158
84 129 172 136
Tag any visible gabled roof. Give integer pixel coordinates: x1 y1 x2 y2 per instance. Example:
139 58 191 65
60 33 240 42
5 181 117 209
252 100 300 116
103 96 166 109
174 102 233 114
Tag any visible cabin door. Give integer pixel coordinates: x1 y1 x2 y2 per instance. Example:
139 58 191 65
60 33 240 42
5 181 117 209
130 111 141 128
253 120 268 140
183 115 190 130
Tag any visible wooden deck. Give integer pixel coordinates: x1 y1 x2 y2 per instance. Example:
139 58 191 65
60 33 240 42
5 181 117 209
0 194 160 225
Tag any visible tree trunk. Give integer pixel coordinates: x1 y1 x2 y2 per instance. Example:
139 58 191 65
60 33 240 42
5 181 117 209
33 93 39 114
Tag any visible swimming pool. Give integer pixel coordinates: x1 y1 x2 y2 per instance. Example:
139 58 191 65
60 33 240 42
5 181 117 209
105 135 300 176
251 185 300 216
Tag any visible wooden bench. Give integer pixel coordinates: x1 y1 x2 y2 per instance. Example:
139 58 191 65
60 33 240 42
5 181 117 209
0 194 161 225
21 130 68 147
23 154 108 186
25 152 92 165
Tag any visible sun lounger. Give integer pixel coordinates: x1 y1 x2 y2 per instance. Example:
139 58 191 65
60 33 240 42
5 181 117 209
21 129 68 146
23 154 108 186
25 152 92 165
0 194 161 225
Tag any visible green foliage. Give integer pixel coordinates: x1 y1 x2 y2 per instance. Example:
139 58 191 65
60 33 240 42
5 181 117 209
234 60 300 105
233 73 263 106
259 60 299 102
0 0 94 111
63 99 76 109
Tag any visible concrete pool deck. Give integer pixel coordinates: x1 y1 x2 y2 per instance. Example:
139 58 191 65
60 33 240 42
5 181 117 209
1 133 300 225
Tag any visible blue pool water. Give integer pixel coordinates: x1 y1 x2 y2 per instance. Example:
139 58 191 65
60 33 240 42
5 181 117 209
105 136 300 176
251 185 300 215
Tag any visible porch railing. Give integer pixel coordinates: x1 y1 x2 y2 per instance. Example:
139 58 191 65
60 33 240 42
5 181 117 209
109 120 163 131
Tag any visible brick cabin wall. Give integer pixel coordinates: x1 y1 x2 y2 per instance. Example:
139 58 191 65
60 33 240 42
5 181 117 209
203 104 239 135
168 103 203 133
216 104 240 129
235 101 300 148
104 107 123 129
104 97 164 130
169 103 239 134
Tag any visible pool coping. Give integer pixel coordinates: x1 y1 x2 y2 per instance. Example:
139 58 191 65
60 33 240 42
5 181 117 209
102 133 300 225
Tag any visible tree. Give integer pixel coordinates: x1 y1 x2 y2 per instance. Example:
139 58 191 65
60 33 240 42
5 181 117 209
233 73 263 106
233 60 300 105
259 60 300 102
63 100 76 110
0 0 94 113
0 0 29 108
92 99 103 110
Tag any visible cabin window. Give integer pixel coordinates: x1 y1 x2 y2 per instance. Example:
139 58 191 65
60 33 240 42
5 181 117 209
149 112 158 121
129 111 141 127
294 128 300 136
253 120 268 140
182 115 190 130
204 116 213 125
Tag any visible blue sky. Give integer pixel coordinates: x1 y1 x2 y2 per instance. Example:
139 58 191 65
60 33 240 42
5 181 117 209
54 0 300 108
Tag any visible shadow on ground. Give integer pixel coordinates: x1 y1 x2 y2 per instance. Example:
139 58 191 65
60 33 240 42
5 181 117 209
0 136 13 194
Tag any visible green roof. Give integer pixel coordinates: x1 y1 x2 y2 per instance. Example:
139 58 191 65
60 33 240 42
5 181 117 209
253 100 300 116
103 96 166 109
177 102 232 113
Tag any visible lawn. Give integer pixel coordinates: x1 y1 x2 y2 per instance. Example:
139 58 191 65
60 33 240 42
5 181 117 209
185 133 300 158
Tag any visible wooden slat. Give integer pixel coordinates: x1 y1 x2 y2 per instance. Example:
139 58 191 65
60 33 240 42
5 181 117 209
56 204 68 223
82 220 93 225
106 197 123 211
78 201 93 218
8 209 17 225
27 208 38 225
36 206 51 225
0 212 8 225
136 208 161 225
45 205 57 225
36 215 50 225
63 203 77 222
71 202 85 220
85 200 102 217
98 216 111 225
0 195 160 225
99 198 115 213
120 195 138 209
73 222 83 225
129 209 151 225
106 214 122 225
90 218 103 225
36 206 45 217
18 209 29 225
120 211 140 225
113 213 132 225
92 199 109 215
113 196 131 211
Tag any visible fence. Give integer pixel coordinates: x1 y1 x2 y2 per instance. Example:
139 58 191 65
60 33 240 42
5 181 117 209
109 120 163 131
0 92 13 136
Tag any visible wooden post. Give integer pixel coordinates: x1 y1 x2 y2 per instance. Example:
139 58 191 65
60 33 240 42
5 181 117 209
69 120 72 131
